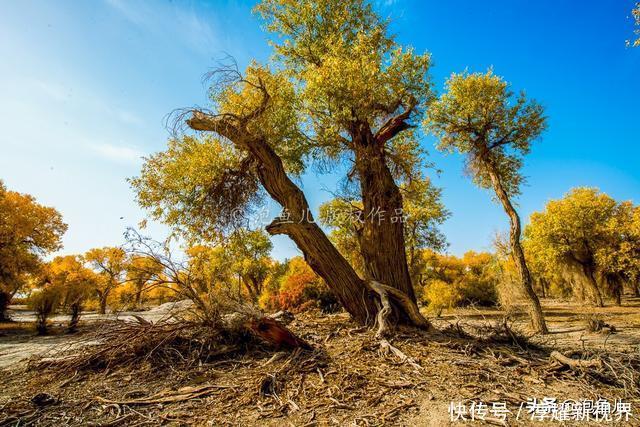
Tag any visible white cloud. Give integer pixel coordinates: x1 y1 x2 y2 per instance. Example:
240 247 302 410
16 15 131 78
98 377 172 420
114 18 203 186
104 0 219 56
27 77 144 127
91 143 144 164
104 0 147 27
31 78 70 102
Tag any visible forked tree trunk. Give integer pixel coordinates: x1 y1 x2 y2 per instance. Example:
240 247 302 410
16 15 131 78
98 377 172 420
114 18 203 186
487 167 548 334
188 113 429 330
352 126 416 306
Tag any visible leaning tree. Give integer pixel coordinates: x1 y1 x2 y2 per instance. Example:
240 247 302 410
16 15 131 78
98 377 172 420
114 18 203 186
425 70 549 334
132 0 438 336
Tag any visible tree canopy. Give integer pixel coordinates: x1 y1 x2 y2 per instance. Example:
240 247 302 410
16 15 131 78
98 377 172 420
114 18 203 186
0 180 67 320
525 188 640 306
425 70 546 197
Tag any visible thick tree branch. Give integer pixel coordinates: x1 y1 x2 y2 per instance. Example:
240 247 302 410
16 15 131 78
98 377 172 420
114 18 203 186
374 98 417 145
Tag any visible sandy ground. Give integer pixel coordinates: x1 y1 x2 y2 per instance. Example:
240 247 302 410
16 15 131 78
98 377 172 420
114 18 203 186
2 298 639 371
0 301 193 369
1 298 639 426
435 297 640 352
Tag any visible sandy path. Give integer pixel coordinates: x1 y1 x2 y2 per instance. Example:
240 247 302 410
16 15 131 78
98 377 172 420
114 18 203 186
0 300 193 369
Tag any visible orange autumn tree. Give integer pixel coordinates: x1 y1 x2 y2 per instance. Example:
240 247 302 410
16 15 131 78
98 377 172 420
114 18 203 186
0 180 67 321
277 257 323 311
257 257 337 313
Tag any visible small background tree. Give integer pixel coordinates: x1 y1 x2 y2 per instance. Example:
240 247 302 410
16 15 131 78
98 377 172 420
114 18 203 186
28 281 61 335
46 255 97 332
525 187 639 306
85 247 127 314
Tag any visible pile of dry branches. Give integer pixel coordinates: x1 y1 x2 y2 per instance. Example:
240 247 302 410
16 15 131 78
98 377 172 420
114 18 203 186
439 317 640 400
29 308 310 376
29 320 240 374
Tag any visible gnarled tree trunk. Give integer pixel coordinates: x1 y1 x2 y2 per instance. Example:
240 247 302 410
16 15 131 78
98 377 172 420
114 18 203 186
487 166 548 334
352 124 416 306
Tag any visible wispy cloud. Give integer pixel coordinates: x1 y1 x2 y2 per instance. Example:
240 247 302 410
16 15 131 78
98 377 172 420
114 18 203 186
104 0 147 27
31 79 70 102
28 77 143 127
104 0 219 56
91 143 144 164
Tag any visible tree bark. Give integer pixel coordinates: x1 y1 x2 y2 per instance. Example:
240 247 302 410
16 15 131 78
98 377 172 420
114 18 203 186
486 166 548 334
352 124 416 306
0 290 10 322
581 263 604 307
187 112 429 330
97 291 108 315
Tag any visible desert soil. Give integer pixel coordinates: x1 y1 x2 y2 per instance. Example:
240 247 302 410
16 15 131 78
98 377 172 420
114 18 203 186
1 298 639 426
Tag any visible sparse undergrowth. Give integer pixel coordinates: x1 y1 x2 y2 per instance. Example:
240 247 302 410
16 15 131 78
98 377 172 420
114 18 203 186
1 310 639 426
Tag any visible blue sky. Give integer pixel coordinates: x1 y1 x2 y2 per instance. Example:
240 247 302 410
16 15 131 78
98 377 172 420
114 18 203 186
1 0 639 260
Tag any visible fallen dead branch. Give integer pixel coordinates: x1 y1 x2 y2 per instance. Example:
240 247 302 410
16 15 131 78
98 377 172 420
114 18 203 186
378 339 422 371
550 350 603 369
94 384 232 405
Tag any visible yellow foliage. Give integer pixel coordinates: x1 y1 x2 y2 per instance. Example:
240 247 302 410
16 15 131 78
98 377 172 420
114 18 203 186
0 181 67 319
423 279 461 316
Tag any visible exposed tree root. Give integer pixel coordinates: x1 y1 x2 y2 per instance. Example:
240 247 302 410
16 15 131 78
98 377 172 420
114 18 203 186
367 280 425 370
368 280 393 339
367 280 432 338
